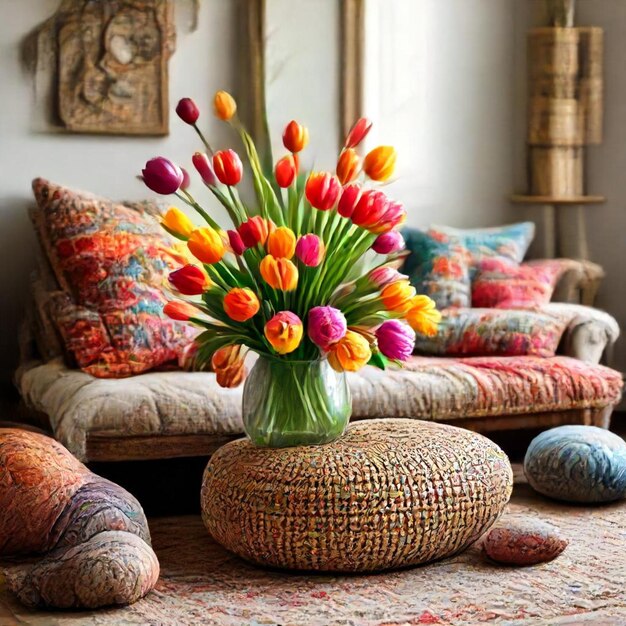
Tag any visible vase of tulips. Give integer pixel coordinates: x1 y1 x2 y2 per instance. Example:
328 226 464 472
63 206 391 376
141 91 440 447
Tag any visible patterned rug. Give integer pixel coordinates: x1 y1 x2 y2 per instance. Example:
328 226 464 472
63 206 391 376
1 480 626 626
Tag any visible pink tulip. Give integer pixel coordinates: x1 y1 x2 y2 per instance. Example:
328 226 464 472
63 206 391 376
180 168 191 191
376 320 415 361
142 157 184 195
337 183 363 218
368 266 407 288
307 306 347 351
192 152 217 186
295 234 324 267
371 201 407 234
372 231 405 255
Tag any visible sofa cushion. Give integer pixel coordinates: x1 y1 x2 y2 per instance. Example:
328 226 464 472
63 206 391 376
31 178 196 378
414 308 568 358
16 356 622 461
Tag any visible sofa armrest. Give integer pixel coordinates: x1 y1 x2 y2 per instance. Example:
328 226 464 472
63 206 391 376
542 303 619 363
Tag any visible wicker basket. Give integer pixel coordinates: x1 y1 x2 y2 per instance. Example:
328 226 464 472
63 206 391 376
201 419 513 572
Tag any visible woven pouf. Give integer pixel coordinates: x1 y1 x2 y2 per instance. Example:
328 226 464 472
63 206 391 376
201 419 513 572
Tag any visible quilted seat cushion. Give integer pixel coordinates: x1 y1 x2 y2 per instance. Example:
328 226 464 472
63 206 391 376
16 356 623 461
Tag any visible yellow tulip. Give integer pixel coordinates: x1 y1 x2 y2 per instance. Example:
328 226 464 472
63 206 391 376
162 207 195 239
406 295 441 337
187 227 225 265
264 311 303 355
327 330 372 372
363 146 397 182
380 280 416 313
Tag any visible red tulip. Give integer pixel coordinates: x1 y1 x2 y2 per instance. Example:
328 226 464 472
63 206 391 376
238 216 271 248
212 149 243 186
227 229 246 255
142 157 184 195
168 264 208 295
176 98 200 125
337 183 363 218
192 152 217 186
351 189 389 229
305 172 341 211
344 117 372 149
274 155 296 188
164 300 199 321
370 200 407 234
283 120 309 153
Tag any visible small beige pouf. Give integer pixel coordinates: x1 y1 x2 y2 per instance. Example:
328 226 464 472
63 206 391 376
201 419 513 572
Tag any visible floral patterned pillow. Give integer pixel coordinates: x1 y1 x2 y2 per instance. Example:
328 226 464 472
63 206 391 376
401 228 471 309
32 178 197 378
472 257 564 309
413 308 567 358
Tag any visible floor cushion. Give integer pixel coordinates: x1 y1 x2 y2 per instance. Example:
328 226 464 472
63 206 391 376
16 355 623 461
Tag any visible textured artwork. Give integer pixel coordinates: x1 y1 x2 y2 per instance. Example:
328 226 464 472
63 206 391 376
25 0 175 135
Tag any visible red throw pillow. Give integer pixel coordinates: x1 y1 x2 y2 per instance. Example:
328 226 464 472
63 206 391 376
32 178 197 378
472 258 563 309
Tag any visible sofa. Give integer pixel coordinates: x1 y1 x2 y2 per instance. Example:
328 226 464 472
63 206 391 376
13 179 623 462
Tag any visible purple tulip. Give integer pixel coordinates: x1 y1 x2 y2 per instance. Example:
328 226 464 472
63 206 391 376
296 234 324 267
142 157 184 195
372 231 405 255
308 306 347 351
376 320 416 361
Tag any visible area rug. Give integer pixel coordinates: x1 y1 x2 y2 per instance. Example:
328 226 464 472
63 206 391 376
1 480 625 626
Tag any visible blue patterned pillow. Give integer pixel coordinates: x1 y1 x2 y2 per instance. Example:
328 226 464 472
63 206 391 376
402 228 471 309
429 222 535 276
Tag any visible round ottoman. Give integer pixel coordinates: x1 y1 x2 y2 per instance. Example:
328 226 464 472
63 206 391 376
524 425 626 503
201 419 513 572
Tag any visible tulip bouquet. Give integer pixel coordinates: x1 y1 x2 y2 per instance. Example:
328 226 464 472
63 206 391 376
141 91 440 447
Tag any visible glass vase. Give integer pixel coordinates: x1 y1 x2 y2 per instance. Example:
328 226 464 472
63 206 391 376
242 356 351 447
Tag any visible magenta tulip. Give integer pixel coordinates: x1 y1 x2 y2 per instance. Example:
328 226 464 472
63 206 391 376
376 320 415 361
142 157 184 195
372 231 405 255
307 306 347 351
227 229 246 255
295 234 324 267
192 152 217 186
176 98 200 125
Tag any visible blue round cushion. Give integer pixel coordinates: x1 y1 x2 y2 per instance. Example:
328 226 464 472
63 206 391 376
524 425 626 503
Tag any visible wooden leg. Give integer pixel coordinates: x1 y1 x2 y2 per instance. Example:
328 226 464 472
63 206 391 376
557 204 589 260
589 406 613 429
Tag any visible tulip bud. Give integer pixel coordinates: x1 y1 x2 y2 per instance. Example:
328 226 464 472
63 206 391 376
260 255 299 291
376 320 415 361
406 295 441 337
308 306 347 351
192 152 217 186
142 157 184 195
264 311 303 355
282 120 309 153
367 266 407 289
295 234 325 267
344 117 373 149
274 155 297 188
223 287 260 322
211 345 247 388
180 168 191 191
227 229 246 255
162 207 195 239
213 90 237 121
372 231 405 255
381 279 417 313
305 172 341 211
187 227 225 264
327 330 372 372
267 227 296 259
363 146 397 182
337 183 363 218
176 98 200 125
238 216 271 248
336 148 360 185
163 300 199 321
168 264 209 295
213 149 243 186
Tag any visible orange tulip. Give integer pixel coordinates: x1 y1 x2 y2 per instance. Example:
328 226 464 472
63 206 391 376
264 311 303 354
267 227 296 259
274 155 297 188
327 330 372 372
223 287 260 322
213 90 237 121
211 345 247 388
260 255 299 291
162 207 195 239
380 279 417 313
187 227 225 264
163 300 199 321
282 120 309 153
363 146 397 182
406 295 441 337
336 148 360 185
